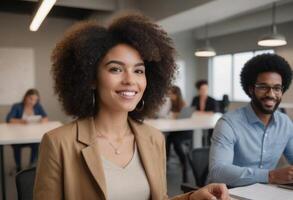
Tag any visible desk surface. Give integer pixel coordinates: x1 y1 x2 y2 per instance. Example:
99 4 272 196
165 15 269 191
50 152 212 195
0 121 62 145
144 112 222 132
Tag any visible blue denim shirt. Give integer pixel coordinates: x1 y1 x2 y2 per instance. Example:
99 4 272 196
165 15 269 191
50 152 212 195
208 103 293 187
6 102 47 122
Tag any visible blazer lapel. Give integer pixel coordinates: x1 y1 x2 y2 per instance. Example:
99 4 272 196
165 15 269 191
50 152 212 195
129 119 162 200
77 118 107 200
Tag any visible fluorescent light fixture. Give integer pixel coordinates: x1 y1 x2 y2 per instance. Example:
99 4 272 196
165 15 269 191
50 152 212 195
195 24 216 57
194 46 216 57
29 0 56 31
257 2 287 47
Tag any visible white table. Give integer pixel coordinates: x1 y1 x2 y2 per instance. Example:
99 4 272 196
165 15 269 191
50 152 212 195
145 112 222 148
0 121 62 200
145 112 222 132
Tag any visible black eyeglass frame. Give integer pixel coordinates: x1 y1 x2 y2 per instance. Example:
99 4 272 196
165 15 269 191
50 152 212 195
254 83 284 94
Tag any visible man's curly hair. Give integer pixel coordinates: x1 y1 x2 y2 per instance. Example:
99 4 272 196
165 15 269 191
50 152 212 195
240 53 292 97
51 13 177 121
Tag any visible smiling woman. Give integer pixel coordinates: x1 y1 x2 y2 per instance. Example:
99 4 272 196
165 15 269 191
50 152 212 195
33 13 229 200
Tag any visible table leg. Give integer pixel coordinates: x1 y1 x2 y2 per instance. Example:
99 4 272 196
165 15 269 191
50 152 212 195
192 130 203 148
0 145 6 200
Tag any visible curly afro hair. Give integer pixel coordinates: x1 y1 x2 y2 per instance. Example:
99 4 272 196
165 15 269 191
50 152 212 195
240 53 292 97
51 13 177 122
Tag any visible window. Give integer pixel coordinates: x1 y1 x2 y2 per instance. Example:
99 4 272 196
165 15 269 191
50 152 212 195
209 49 274 101
173 60 186 98
211 55 232 100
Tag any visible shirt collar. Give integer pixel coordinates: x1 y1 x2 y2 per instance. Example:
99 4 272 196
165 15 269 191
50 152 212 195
245 103 277 126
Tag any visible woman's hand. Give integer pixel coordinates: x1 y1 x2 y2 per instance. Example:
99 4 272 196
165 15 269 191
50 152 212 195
9 118 28 124
40 117 49 123
189 183 230 200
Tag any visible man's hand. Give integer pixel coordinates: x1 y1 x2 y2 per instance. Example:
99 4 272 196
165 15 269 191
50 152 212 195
189 183 230 200
269 165 293 184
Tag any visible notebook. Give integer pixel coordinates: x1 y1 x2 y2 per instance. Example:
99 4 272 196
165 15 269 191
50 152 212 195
177 106 194 119
229 183 293 200
24 115 42 123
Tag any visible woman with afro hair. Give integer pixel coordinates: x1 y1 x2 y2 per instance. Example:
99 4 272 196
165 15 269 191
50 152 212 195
34 13 229 200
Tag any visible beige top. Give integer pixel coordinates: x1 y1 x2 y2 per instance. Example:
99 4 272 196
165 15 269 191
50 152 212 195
102 144 150 200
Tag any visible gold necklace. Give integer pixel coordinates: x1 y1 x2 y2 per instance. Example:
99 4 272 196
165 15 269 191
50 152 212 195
97 128 130 155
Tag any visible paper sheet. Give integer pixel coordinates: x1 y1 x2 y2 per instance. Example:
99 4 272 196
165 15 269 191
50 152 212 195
229 183 293 200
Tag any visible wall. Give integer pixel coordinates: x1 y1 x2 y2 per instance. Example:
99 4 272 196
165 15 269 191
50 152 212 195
137 0 209 20
170 30 198 105
0 12 76 122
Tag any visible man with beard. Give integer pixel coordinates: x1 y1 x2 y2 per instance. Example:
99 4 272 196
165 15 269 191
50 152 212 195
207 53 293 187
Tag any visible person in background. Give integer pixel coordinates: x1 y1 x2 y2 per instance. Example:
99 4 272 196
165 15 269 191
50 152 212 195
191 80 217 113
191 80 218 146
6 88 48 171
208 54 293 187
34 14 229 200
166 85 193 182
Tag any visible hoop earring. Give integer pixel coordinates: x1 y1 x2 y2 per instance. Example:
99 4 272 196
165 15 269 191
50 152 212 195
136 100 144 112
92 89 96 109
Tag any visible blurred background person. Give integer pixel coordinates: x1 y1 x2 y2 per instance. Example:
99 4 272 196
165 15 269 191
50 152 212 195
191 80 217 113
191 80 217 146
6 88 48 171
166 85 193 182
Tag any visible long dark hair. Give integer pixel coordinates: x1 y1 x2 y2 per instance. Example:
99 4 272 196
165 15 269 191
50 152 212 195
22 89 40 104
170 85 185 112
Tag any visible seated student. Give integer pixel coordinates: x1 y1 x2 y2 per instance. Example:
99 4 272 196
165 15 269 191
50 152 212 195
191 80 217 113
166 85 193 182
34 14 229 200
191 80 218 146
208 54 293 187
6 89 48 171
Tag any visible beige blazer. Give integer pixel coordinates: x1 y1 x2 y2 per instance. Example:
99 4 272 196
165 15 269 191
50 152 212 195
33 117 191 200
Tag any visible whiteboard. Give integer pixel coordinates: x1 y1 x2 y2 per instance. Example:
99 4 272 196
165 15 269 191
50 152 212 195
0 47 35 105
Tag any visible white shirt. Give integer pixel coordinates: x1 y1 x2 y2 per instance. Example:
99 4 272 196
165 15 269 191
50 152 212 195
102 144 150 200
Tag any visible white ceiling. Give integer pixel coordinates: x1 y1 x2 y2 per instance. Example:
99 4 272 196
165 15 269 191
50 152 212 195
14 0 293 37
23 0 116 11
158 0 282 34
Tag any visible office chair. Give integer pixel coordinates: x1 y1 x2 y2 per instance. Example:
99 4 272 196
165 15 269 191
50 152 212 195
15 167 36 200
218 94 230 114
188 147 210 187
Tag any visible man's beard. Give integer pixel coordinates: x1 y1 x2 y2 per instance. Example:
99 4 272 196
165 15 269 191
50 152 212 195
251 93 281 114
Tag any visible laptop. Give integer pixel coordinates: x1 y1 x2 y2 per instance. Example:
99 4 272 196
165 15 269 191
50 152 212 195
177 106 194 119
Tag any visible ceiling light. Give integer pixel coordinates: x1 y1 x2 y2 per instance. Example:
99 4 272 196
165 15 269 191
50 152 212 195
30 0 56 32
194 44 216 57
257 2 287 47
195 24 216 57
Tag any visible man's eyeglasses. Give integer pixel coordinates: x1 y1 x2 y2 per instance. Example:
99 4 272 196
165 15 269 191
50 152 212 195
254 84 284 94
